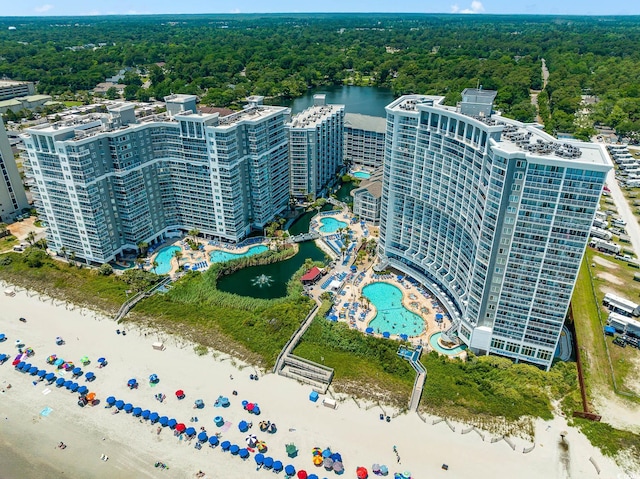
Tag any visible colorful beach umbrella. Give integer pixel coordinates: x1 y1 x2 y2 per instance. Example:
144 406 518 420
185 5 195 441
312 455 323 466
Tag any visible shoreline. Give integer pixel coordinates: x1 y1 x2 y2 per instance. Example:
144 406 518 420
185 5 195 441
0 282 630 479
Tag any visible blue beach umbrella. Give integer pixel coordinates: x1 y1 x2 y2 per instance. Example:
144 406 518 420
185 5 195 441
382 331 391 338
54 358 64 367
97 357 106 364
185 427 196 437
69 382 79 392
230 444 240 455
322 448 332 458
365 327 374 334
168 418 177 428
77 385 88 395
115 400 125 410
159 416 169 426
45 372 55 382
141 409 151 419
208 435 219 447
106 396 116 406
285 465 296 476
273 460 283 471
72 367 82 376
242 400 249 409
23 363 32 372
55 377 65 387
123 403 133 413
198 431 208 442
127 378 137 388
330 453 342 462
221 440 231 451
37 369 46 377
132 407 142 417
400 333 409 341
253 405 261 415
149 412 159 422
85 372 95 381
263 456 274 469
15 361 25 369
254 453 265 465
64 380 73 389
0 333 5 341
239 448 249 459
238 420 248 432
308 474 319 479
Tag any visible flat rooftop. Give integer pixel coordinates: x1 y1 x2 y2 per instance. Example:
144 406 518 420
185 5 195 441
216 104 288 128
344 113 386 134
0 80 30 87
387 94 610 168
289 103 344 129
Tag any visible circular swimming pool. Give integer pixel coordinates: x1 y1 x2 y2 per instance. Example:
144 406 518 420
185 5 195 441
362 282 425 337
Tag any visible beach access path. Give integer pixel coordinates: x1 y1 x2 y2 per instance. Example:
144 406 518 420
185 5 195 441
0 284 628 479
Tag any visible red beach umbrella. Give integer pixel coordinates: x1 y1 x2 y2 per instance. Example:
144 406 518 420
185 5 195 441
297 471 308 479
247 403 255 412
356 466 369 479
175 423 186 433
175 389 184 398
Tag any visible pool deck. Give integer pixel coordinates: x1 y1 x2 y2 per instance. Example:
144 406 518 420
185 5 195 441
147 238 274 277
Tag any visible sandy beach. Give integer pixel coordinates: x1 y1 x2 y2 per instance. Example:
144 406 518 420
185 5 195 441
0 283 630 479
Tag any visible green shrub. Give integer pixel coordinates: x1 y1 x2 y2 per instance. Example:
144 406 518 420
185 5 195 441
98 263 113 276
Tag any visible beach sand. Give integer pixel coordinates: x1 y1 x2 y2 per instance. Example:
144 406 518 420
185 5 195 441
0 284 629 479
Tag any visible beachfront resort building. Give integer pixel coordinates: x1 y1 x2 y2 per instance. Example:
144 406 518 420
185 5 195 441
378 89 611 369
351 168 383 225
0 117 29 222
287 94 344 201
22 96 290 264
343 113 386 171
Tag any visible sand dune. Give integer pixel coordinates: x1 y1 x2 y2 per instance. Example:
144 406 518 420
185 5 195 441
0 283 627 479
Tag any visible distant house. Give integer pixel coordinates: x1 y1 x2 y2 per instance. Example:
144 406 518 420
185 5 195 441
93 82 126 96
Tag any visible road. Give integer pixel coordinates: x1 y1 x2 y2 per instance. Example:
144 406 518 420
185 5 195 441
605 168 640 258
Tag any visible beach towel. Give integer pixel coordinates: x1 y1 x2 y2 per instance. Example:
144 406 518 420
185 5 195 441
40 407 53 417
220 421 232 433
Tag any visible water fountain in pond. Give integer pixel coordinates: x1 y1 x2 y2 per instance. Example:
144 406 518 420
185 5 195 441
251 274 274 288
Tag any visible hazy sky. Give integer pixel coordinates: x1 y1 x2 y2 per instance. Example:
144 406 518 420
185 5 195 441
0 0 637 17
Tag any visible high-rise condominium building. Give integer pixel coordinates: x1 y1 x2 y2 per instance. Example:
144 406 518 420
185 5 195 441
22 96 290 264
379 90 611 369
287 94 344 201
0 117 29 222
343 113 386 171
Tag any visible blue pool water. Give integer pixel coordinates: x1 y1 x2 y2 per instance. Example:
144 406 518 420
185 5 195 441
209 245 269 263
154 246 181 275
352 171 371 179
429 332 468 356
319 217 348 234
362 282 425 337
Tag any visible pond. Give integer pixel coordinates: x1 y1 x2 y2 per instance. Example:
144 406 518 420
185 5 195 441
279 85 395 118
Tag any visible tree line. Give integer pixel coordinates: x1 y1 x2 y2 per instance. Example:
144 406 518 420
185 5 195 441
1 14 640 136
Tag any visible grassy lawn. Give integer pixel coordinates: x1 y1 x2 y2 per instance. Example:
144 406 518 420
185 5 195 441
63 101 83 107
0 235 19 251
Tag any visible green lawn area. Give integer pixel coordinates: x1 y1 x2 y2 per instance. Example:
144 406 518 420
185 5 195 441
0 235 19 251
63 101 83 107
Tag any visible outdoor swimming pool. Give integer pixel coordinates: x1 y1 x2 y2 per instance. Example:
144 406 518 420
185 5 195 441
319 217 348 233
362 282 425 337
154 246 181 275
429 332 467 356
352 171 371 179
209 244 269 263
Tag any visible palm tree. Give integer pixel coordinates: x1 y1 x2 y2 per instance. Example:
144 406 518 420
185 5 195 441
0 222 8 237
174 249 183 268
134 257 145 270
26 231 36 245
69 251 76 267
60 246 68 260
152 260 159 274
188 228 200 242
137 241 149 256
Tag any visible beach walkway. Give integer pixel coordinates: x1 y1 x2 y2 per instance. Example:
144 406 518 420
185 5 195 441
398 345 427 412
274 299 334 392
114 277 172 322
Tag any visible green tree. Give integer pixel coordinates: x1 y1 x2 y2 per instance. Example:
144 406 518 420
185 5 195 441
105 87 119 100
